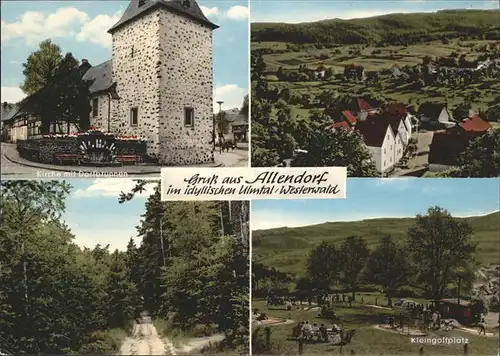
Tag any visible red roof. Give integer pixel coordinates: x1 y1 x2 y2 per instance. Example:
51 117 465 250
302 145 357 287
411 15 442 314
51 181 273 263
458 115 492 132
342 110 357 125
384 103 408 115
331 121 352 131
357 98 372 112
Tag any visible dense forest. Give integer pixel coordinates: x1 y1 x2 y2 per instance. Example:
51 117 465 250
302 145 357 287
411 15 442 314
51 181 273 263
252 10 500 45
0 180 249 354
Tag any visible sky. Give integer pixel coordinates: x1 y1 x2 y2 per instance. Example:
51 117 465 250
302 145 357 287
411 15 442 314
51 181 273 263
62 178 154 251
251 178 500 230
0 0 249 112
251 0 499 23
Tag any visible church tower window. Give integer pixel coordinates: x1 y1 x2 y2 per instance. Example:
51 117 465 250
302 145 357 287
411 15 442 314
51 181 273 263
184 107 194 127
182 0 191 8
130 107 139 126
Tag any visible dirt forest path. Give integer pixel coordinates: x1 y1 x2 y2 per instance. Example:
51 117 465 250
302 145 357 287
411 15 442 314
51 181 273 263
120 313 176 355
119 312 225 355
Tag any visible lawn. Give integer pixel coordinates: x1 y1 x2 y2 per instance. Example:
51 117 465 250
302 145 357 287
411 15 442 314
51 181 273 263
253 212 500 276
252 299 499 355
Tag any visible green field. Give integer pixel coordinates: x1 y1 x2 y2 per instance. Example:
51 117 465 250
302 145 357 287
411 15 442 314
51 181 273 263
253 211 500 276
253 38 499 119
252 300 499 355
255 40 490 72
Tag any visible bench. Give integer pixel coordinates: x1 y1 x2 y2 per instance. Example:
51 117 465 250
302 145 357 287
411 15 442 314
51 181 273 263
55 153 80 165
116 154 139 165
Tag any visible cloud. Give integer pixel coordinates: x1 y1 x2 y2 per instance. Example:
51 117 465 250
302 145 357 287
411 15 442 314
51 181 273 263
225 6 249 21
1 86 26 103
200 6 220 18
76 11 121 48
1 7 89 45
72 179 152 199
201 5 249 21
213 84 247 112
1 7 120 48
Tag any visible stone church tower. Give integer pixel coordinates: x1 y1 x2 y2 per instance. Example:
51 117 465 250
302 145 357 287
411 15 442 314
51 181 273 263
108 0 218 165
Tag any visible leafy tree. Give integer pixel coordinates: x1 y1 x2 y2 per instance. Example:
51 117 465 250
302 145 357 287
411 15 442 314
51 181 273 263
21 40 63 95
407 207 476 299
215 110 231 137
452 101 472 121
240 94 249 119
339 236 370 300
364 236 412 306
485 104 500 122
106 251 140 328
306 241 339 293
453 129 500 177
293 127 378 176
19 52 91 134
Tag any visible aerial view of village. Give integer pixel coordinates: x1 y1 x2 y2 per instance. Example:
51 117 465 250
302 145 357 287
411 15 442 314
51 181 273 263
251 178 500 355
1 0 249 178
0 179 250 355
250 0 500 177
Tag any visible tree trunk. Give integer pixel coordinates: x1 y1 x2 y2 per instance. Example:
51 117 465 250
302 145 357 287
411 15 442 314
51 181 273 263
159 219 166 267
220 206 225 236
21 241 28 309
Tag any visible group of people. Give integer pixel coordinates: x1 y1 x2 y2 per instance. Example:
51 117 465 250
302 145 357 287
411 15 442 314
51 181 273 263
293 320 341 342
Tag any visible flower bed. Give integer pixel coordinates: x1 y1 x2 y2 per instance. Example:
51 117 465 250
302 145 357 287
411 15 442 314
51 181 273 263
17 128 148 165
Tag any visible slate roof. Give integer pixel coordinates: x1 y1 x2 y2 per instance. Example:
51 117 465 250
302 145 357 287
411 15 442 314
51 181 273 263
108 0 218 34
82 60 114 95
418 102 446 119
1 103 20 122
367 112 404 135
356 119 391 148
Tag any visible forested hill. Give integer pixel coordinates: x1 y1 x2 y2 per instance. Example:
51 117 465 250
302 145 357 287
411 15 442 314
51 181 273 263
253 211 500 274
251 9 500 45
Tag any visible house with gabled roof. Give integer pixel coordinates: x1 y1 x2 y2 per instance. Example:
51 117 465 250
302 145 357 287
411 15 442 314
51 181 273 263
429 114 492 167
418 102 455 129
355 115 406 175
457 115 492 133
330 120 353 133
355 97 380 121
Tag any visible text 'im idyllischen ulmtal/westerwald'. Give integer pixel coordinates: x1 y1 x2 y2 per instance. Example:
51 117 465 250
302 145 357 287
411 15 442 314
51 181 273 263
160 167 347 200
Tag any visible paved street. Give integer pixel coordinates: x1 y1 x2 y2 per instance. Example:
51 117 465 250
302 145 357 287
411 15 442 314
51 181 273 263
214 149 249 167
1 143 248 179
1 153 54 178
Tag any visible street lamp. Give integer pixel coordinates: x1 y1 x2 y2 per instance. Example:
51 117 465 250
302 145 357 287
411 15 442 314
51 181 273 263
215 101 223 150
